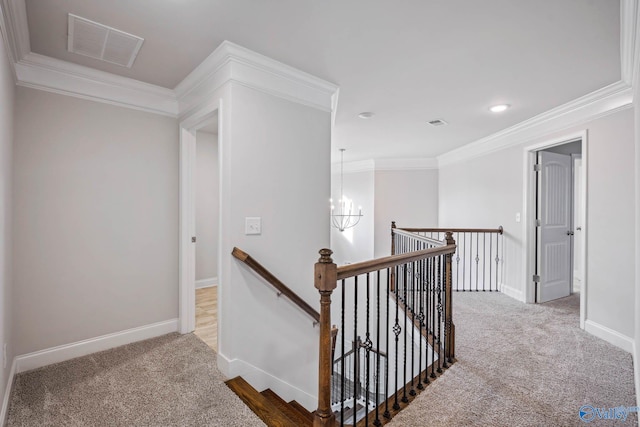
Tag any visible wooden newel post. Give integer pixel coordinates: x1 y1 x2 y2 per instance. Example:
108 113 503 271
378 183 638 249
444 232 455 362
314 249 337 427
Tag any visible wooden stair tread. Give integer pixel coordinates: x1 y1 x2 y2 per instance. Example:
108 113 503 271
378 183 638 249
260 389 312 427
225 376 299 427
287 399 314 424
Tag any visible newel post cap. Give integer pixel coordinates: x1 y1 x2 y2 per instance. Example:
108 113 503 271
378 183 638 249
315 249 337 291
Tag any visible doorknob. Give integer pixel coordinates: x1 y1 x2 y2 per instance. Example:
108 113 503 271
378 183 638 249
567 230 574 236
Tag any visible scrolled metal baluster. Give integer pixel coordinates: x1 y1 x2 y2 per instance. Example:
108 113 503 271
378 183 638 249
436 256 443 374
392 265 401 411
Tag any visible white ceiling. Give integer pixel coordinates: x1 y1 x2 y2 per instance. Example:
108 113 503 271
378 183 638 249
24 0 622 162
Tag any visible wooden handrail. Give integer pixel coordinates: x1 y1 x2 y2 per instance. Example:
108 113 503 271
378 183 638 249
392 228 445 246
336 244 456 280
398 226 503 234
232 247 320 324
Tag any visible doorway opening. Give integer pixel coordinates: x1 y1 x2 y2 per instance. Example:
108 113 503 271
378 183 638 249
192 116 220 352
524 131 587 328
179 106 221 350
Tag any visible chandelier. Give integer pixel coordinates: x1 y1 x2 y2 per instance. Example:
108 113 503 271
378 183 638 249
330 148 363 232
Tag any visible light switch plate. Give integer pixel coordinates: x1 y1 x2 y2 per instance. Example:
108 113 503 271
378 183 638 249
245 217 261 235
515 212 521 223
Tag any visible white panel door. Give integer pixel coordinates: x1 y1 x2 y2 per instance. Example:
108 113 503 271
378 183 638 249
537 151 572 303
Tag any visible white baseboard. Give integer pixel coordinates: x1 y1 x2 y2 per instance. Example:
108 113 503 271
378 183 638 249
0 357 17 426
217 352 316 411
499 282 525 302
15 318 179 374
584 320 634 353
196 277 217 289
633 341 640 409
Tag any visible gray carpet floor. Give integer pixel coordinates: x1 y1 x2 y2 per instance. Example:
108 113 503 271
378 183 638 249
387 292 638 427
6 333 265 426
6 294 638 426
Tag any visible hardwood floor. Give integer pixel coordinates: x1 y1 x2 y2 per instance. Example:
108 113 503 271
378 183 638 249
194 286 217 352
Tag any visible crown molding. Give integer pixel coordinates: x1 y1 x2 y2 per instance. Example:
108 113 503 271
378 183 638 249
375 158 438 171
438 81 633 167
334 160 376 174
176 40 338 118
334 157 438 173
15 52 179 116
0 0 29 63
621 0 638 85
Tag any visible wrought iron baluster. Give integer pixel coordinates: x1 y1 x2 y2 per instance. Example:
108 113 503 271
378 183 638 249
436 256 443 374
417 258 424 390
495 232 500 291
384 268 391 419
364 273 372 427
430 255 436 379
475 232 480 292
374 270 381 427
409 260 416 397
401 263 409 404
392 264 401 411
340 279 345 426
482 233 487 291
353 277 358 427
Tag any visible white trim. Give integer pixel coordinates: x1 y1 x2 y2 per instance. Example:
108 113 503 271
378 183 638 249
176 41 337 117
179 126 197 334
336 160 375 174
634 342 640 409
179 104 223 335
621 0 639 85
584 320 634 353
0 0 29 62
336 158 438 174
15 319 178 374
217 352 316 411
0 357 17 426
14 53 179 117
196 277 217 289
438 83 632 167
375 158 438 171
522 131 588 330
498 283 525 302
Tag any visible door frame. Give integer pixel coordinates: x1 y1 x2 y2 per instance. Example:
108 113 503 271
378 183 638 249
522 130 588 328
179 103 223 334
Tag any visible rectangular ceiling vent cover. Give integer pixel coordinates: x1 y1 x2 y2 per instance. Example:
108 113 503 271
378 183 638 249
427 119 448 127
68 14 144 68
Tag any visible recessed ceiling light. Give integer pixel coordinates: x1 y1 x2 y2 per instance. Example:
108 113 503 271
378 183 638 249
358 112 374 119
489 104 511 113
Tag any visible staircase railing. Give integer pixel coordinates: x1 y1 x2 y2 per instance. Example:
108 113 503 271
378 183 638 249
314 234 456 427
232 247 320 324
393 223 503 292
331 337 387 411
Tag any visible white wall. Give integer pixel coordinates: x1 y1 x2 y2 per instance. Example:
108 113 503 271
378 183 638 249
374 169 439 257
634 48 640 408
330 170 374 266
195 131 218 283
439 108 635 344
0 28 14 414
13 87 179 355
217 83 330 408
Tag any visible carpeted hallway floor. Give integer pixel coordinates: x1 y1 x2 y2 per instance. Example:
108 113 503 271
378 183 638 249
6 292 637 426
387 292 638 427
6 333 265 426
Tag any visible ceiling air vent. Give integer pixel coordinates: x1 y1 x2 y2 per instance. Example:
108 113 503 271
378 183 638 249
427 119 448 127
67 14 144 68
